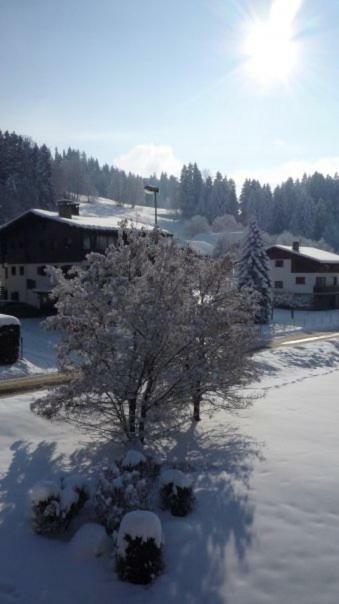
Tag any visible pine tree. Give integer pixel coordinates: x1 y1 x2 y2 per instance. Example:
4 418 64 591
237 221 273 324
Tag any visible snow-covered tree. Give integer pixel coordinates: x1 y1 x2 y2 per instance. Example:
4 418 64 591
184 255 257 421
32 230 257 442
237 221 273 324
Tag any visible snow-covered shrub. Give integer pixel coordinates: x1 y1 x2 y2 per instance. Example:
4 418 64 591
116 511 163 584
185 215 210 237
69 523 111 559
94 460 150 533
159 469 194 517
211 214 240 233
121 449 160 478
29 475 88 536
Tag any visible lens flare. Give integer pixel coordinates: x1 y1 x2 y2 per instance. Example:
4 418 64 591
244 0 303 84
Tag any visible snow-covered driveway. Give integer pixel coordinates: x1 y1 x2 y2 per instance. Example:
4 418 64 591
0 342 339 603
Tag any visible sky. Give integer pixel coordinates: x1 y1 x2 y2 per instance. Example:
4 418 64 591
1 0 339 188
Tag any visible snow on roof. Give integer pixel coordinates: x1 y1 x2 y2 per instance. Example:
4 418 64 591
0 314 21 327
0 207 169 234
31 209 160 232
273 245 339 264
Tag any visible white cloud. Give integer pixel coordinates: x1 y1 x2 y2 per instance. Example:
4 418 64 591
233 156 339 190
114 144 182 177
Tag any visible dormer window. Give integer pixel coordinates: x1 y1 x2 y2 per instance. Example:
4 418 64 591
275 260 284 267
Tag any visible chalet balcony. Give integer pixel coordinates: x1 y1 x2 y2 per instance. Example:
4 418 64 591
313 284 339 294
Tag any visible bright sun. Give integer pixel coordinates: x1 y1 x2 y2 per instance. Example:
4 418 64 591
244 0 302 84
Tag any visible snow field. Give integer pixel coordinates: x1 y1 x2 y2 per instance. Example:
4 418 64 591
1 337 339 600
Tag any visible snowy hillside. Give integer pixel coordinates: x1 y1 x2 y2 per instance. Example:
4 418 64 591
79 195 186 237
78 196 244 254
1 341 339 602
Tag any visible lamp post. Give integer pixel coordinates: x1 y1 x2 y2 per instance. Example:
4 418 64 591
144 184 159 228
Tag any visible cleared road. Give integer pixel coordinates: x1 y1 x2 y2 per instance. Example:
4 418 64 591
1 330 339 397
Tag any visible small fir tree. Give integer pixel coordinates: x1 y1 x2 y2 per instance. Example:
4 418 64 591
237 220 273 324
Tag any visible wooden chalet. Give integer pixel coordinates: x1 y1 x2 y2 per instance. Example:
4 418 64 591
0 200 169 311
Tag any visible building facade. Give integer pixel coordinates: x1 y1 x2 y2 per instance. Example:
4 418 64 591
267 242 339 310
0 201 164 311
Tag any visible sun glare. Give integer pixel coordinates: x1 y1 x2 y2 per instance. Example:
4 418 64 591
244 0 302 84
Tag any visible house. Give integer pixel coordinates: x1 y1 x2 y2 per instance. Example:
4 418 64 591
0 200 169 311
267 241 339 310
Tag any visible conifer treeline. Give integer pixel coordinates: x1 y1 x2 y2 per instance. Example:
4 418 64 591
0 130 178 222
1 130 339 249
178 165 339 250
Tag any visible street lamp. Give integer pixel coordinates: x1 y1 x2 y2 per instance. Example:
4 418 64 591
144 184 159 228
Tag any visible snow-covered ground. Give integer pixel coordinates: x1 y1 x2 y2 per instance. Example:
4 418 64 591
1 340 339 602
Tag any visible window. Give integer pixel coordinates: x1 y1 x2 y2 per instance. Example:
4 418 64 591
5 267 8 279
11 266 16 276
19 266 24 276
83 236 91 250
274 281 284 289
275 260 284 267
296 277 305 285
63 236 72 248
11 292 19 301
26 279 36 290
37 266 46 276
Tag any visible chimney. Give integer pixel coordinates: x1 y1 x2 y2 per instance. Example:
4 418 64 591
292 241 300 253
57 199 80 219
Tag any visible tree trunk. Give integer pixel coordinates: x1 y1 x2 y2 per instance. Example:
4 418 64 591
139 403 147 444
193 393 201 422
128 399 137 438
139 378 153 443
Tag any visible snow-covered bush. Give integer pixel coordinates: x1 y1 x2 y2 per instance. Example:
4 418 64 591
211 214 240 233
159 469 194 517
29 475 88 536
94 460 150 533
185 215 210 237
121 449 160 477
69 523 111 559
116 511 163 584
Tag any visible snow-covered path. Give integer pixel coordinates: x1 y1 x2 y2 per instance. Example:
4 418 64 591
1 343 339 602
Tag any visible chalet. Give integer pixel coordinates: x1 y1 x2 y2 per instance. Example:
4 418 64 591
267 242 339 310
0 200 167 311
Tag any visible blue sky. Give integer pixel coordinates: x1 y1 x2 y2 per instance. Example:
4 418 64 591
1 0 339 186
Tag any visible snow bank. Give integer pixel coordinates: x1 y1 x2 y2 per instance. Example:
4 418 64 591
160 469 193 489
117 511 162 558
70 523 111 559
121 450 146 468
0 314 20 327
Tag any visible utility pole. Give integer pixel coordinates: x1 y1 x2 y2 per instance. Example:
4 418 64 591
144 185 159 228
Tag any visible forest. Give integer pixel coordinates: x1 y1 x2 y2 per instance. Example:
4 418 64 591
1 129 339 249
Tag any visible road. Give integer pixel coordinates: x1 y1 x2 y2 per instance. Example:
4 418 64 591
1 329 339 397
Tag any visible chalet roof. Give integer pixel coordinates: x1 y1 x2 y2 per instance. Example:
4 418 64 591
0 209 169 234
271 244 339 264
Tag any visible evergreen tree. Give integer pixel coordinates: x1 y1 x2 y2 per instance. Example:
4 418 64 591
237 221 273 324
